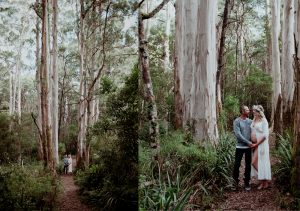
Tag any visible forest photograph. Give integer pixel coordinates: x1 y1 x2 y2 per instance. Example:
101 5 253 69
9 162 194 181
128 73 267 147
0 0 299 210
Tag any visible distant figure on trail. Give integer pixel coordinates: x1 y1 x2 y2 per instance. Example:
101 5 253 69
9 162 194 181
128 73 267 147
63 154 69 175
233 105 253 191
68 154 73 175
250 105 271 190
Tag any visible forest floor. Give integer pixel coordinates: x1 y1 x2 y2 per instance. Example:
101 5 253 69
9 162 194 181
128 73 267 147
216 133 285 210
58 158 90 211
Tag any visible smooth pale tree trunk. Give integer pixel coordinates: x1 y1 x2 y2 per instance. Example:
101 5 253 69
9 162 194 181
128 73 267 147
237 3 245 66
175 0 218 143
77 0 87 168
51 0 59 165
10 20 26 118
271 0 283 136
163 2 171 71
139 0 170 148
265 0 272 75
217 0 231 117
282 0 295 128
41 0 55 172
174 1 183 129
144 0 153 39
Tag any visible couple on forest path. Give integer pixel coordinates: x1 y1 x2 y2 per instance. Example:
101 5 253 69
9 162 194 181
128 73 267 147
63 154 73 175
233 105 271 191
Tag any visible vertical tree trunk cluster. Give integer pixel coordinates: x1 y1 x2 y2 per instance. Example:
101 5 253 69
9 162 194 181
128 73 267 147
174 0 218 143
76 1 110 168
33 0 59 171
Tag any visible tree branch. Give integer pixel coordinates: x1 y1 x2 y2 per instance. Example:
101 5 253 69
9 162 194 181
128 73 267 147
31 112 43 141
87 1 111 98
142 0 170 20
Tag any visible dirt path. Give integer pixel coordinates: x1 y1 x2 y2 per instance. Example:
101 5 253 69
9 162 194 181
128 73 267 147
58 157 90 211
58 175 90 211
217 133 282 210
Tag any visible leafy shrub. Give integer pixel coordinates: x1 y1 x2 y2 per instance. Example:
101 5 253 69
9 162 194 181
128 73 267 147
76 65 138 210
0 113 38 164
0 164 60 210
272 134 292 193
139 131 236 210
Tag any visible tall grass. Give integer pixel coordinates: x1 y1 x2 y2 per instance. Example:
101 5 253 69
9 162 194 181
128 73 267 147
139 131 236 210
272 134 292 192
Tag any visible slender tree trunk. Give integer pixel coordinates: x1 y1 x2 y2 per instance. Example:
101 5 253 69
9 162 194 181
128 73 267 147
175 0 219 143
174 1 183 129
51 0 59 165
217 0 231 117
265 0 272 75
282 0 295 129
77 0 87 168
271 0 283 136
163 2 171 72
35 0 44 160
41 0 55 172
139 0 170 148
292 2 300 194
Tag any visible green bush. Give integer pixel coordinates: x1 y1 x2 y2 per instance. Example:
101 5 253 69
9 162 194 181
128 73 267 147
139 131 236 210
0 113 38 164
76 65 138 210
272 134 292 193
0 164 60 210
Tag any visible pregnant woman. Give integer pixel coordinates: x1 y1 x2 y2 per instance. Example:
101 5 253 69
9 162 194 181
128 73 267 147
250 105 271 189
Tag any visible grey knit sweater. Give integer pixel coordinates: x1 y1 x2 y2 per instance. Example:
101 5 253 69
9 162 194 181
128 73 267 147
233 117 252 148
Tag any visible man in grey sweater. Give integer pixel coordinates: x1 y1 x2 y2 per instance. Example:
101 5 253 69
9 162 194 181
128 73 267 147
233 105 253 191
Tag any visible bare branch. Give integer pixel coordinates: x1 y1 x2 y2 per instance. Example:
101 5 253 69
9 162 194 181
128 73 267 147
142 0 170 20
87 1 111 98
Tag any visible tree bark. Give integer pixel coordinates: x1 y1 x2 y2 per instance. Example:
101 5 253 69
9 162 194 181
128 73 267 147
163 2 171 72
282 0 295 129
139 0 170 148
271 0 283 136
51 0 59 165
77 0 87 169
41 0 55 172
216 0 231 117
292 3 300 194
175 0 219 143
35 0 44 160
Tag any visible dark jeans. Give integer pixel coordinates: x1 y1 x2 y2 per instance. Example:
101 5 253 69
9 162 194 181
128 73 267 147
64 165 69 174
233 148 252 186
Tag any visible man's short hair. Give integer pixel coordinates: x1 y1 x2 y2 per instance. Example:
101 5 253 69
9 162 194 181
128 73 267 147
240 105 247 114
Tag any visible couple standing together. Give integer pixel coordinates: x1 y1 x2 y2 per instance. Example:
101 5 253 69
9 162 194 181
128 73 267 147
63 154 73 175
233 105 271 191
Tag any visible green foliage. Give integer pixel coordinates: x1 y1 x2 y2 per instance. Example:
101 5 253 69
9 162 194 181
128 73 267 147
220 95 240 132
272 133 300 210
76 65 138 210
139 131 236 210
0 164 60 210
242 65 272 105
272 134 292 193
0 113 38 164
224 61 272 122
100 76 117 95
